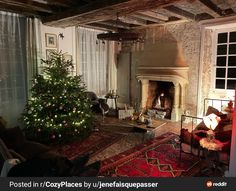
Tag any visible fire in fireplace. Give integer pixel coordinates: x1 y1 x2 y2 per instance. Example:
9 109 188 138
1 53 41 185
147 81 174 119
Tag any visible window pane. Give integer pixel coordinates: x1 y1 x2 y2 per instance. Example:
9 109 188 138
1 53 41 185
215 79 225 89
229 44 236 54
228 68 236 78
228 56 236 66
216 56 226 66
218 33 227 43
216 68 226 77
217 45 227 55
227 80 236 89
230 32 236 42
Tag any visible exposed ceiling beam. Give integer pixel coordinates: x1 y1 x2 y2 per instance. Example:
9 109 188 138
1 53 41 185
198 0 233 16
46 0 75 7
0 2 38 16
99 20 131 30
195 13 214 21
0 0 53 13
189 0 219 18
119 16 147 26
84 23 118 31
42 0 182 27
132 12 164 23
135 18 188 29
225 0 236 13
164 5 195 20
138 10 169 21
47 0 74 6
42 0 131 25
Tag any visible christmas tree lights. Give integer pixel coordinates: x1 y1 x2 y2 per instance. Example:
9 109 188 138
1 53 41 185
21 51 93 143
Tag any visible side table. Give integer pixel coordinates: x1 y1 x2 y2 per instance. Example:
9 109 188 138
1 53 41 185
199 138 224 175
105 95 118 110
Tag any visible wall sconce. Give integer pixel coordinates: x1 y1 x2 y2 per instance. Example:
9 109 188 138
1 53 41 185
59 33 64 39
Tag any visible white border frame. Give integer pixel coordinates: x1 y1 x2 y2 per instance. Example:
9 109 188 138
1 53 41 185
45 33 57 48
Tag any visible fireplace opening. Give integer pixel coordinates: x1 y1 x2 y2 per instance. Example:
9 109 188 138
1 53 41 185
146 81 174 119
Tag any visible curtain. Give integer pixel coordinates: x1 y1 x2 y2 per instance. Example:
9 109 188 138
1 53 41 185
0 11 27 127
76 27 117 96
26 17 42 97
107 41 117 93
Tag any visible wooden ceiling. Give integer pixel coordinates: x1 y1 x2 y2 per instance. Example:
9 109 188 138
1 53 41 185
0 0 236 31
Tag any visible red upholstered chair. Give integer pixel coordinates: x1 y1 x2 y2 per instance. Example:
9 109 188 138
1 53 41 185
215 130 232 165
179 128 207 161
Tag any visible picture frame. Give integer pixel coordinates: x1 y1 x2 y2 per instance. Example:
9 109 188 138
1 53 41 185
45 33 57 48
46 49 57 59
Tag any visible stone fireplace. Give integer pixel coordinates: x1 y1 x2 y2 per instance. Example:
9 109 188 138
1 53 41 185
146 81 174 119
137 66 189 121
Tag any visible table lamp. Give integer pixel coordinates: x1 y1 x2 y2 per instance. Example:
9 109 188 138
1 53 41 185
203 113 221 141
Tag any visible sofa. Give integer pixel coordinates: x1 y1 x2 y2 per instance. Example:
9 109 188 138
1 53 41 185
0 116 100 177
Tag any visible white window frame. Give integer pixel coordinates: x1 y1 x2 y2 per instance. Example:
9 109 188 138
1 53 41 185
212 27 236 94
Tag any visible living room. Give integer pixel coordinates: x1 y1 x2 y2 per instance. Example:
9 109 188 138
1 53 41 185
0 0 236 178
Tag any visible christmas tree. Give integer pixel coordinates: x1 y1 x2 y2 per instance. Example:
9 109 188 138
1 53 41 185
22 51 93 143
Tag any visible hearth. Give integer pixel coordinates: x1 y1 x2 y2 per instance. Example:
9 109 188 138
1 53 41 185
146 81 174 119
137 66 189 121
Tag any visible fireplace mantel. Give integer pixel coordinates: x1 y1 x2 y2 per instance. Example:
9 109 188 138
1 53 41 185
138 66 189 70
136 66 189 121
136 74 188 86
137 66 189 84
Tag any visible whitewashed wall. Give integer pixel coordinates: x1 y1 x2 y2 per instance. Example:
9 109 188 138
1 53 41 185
40 24 77 74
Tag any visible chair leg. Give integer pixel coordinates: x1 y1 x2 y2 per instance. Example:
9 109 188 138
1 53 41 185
197 146 201 158
179 142 182 163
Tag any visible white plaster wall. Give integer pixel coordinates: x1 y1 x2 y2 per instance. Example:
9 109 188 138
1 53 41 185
41 24 76 72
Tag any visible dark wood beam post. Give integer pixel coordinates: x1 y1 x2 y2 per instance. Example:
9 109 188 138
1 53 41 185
164 5 195 20
198 0 234 16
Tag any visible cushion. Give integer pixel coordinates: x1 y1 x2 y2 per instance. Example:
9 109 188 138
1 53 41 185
196 106 230 132
86 91 98 101
215 130 232 142
15 141 50 160
180 129 200 147
7 157 57 177
0 138 13 172
205 106 220 116
0 117 7 133
0 127 26 150
193 130 207 140
195 121 209 131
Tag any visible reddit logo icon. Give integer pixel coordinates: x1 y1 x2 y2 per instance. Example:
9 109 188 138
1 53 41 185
206 180 213 188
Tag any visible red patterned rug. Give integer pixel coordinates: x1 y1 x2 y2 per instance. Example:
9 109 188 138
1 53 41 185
53 131 123 160
99 132 199 177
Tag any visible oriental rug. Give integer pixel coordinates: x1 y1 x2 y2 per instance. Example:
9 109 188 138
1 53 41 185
99 132 199 177
54 131 123 160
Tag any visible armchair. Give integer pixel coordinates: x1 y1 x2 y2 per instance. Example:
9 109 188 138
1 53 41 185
86 91 109 116
179 99 232 165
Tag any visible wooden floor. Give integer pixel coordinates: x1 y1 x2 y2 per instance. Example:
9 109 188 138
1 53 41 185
88 115 227 177
89 115 181 163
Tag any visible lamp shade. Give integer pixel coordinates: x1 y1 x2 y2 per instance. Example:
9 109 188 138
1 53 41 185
203 113 221 130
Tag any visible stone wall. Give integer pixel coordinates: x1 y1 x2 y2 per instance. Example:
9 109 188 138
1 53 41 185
198 29 213 115
118 21 201 116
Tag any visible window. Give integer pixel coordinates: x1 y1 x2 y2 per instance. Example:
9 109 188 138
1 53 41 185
77 27 115 96
215 31 236 90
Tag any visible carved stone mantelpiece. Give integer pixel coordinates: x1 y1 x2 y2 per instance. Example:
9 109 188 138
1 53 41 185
137 66 189 121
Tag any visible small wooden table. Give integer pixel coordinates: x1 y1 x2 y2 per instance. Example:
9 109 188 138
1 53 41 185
123 119 166 141
200 138 224 151
105 95 118 110
199 138 224 174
